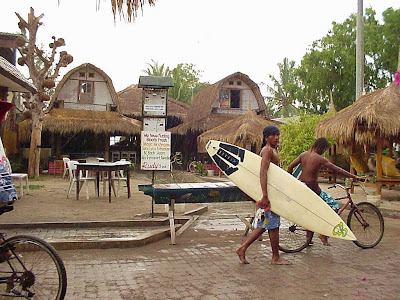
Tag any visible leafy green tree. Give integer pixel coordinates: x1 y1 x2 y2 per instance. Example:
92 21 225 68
169 63 208 104
142 61 207 104
373 8 400 81
279 112 333 169
296 7 400 112
266 58 301 117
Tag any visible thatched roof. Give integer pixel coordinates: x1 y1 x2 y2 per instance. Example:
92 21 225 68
316 82 400 145
187 72 266 121
170 72 267 135
48 63 119 111
169 113 238 135
197 110 281 153
117 84 190 120
18 108 141 142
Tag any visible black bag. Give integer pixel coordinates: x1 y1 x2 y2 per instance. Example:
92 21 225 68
0 165 18 203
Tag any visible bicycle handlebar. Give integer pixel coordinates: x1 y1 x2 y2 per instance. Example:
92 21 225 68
327 177 369 192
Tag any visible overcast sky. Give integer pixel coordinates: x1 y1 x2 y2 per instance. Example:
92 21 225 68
2 0 399 95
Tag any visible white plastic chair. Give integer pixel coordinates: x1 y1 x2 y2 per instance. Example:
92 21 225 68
6 158 29 197
67 160 97 200
62 157 70 179
112 160 128 197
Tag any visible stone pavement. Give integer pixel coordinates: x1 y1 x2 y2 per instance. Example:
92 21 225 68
60 215 400 300
1 172 400 299
1 172 399 250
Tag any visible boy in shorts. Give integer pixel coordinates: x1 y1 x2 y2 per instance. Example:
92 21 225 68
236 126 291 265
287 137 361 245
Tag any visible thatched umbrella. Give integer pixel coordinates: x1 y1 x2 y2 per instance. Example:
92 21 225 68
316 82 400 145
197 110 281 153
316 82 400 191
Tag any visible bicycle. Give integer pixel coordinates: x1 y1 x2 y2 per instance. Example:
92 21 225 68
279 180 384 253
0 204 67 299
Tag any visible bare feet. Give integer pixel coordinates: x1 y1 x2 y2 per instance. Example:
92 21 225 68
271 256 292 265
318 234 331 246
236 247 249 264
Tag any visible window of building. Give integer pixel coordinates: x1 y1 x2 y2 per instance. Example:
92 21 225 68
78 81 94 103
81 82 92 94
229 81 234 85
79 72 85 77
230 90 240 108
88 72 95 78
237 81 242 86
220 90 229 100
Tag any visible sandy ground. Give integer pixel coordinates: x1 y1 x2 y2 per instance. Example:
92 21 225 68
3 169 400 224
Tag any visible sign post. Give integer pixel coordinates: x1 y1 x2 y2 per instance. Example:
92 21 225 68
138 76 173 217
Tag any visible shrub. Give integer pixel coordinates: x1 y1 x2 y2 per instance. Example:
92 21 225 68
279 112 333 169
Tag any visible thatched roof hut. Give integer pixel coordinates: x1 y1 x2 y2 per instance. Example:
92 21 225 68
316 82 400 194
316 82 400 145
197 110 281 153
171 72 267 135
18 108 142 142
117 84 190 125
48 63 119 112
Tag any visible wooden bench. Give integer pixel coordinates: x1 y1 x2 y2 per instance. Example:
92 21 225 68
318 166 337 183
375 177 400 195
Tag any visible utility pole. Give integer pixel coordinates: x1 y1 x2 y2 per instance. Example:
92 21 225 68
355 0 364 101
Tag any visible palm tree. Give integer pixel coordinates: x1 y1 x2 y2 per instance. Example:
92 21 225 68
142 59 171 77
266 58 301 117
110 0 156 22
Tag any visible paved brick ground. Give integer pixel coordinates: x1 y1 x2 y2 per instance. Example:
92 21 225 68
2 173 400 299
56 215 400 300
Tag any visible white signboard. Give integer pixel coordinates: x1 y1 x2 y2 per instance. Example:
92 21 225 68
141 131 171 170
143 90 167 116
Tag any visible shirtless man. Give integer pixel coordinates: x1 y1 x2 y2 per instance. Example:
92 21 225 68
287 137 361 245
236 125 291 265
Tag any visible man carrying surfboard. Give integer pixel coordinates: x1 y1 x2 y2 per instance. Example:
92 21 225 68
287 137 362 246
236 125 291 265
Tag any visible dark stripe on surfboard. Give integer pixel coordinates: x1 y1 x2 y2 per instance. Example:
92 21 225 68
219 143 245 162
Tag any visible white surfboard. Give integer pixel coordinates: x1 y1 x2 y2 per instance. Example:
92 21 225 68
205 140 356 241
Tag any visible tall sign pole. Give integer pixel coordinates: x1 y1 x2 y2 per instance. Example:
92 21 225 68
355 0 364 101
138 76 173 217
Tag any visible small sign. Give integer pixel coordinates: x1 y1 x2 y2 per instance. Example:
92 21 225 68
141 131 171 170
143 118 166 132
143 90 167 116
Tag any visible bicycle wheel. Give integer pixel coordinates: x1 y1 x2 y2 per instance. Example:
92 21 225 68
279 218 313 253
347 202 384 249
0 235 67 299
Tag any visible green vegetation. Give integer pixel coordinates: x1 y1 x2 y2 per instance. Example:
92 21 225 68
15 184 45 190
267 7 400 115
142 60 208 104
279 112 333 169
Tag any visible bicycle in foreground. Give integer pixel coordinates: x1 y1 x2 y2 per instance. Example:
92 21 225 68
0 204 67 299
279 180 384 253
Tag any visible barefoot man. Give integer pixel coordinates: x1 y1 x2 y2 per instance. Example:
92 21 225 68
236 125 291 265
287 137 361 246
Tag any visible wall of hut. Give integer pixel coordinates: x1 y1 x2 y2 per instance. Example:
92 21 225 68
54 70 114 111
212 80 258 115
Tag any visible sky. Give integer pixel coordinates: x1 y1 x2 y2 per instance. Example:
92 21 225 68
2 0 400 95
